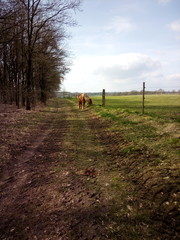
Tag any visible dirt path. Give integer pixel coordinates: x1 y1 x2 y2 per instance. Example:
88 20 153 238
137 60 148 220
0 99 178 240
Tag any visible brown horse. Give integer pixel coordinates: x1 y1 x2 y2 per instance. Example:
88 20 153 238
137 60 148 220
77 93 92 109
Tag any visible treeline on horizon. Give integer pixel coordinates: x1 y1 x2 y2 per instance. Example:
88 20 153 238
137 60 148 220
57 89 180 98
0 0 81 110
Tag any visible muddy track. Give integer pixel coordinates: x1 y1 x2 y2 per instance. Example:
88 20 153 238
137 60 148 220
0 99 179 240
0 99 109 240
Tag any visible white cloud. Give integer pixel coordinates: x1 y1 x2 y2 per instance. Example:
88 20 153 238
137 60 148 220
152 74 180 90
63 0 180 92
105 16 136 33
65 53 163 92
168 19 180 32
94 53 161 80
164 74 180 84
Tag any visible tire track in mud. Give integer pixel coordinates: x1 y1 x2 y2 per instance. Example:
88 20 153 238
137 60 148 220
0 114 57 212
0 101 64 239
52 100 110 239
0 99 110 240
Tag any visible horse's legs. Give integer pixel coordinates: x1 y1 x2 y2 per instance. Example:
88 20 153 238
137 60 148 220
82 100 85 109
78 99 85 109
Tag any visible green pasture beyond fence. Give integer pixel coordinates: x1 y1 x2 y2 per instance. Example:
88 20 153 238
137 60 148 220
71 94 180 122
93 94 180 121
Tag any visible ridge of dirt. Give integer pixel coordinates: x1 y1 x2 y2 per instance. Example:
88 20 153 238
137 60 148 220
0 99 179 240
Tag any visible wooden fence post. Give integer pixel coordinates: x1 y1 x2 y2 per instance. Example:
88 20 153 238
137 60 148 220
102 89 105 106
142 82 145 114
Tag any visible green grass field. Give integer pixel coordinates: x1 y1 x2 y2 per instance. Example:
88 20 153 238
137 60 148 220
70 94 180 165
91 94 180 122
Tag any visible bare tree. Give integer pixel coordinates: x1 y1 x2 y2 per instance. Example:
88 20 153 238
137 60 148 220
0 0 81 109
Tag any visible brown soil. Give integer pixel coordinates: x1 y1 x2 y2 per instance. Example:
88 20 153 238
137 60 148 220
0 99 179 240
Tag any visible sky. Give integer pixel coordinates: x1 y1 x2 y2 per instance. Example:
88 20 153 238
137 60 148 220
62 0 180 92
